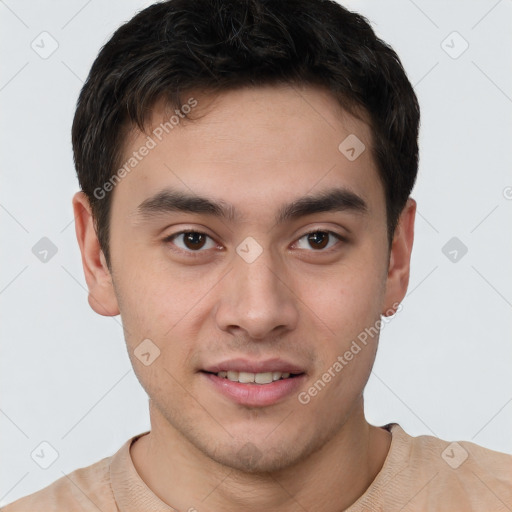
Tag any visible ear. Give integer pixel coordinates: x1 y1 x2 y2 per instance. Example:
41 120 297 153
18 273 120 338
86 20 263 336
72 191 120 317
382 198 416 316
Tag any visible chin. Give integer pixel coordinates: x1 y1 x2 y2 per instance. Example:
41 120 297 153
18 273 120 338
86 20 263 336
201 430 327 475
209 442 301 474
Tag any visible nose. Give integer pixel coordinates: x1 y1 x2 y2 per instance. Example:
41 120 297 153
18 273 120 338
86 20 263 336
214 245 299 340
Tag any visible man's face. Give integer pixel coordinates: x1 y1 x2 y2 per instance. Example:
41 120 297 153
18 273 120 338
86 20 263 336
94 85 401 472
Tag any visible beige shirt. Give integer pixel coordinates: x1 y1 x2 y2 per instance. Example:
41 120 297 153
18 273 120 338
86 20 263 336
2 423 511 511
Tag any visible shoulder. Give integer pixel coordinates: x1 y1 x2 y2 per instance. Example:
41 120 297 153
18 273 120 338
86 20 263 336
1 451 116 512
387 424 512 511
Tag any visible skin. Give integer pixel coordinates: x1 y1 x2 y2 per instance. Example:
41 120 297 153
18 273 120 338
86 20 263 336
73 84 416 511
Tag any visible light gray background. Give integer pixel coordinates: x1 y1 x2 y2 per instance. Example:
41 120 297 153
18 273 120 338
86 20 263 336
1 0 511 506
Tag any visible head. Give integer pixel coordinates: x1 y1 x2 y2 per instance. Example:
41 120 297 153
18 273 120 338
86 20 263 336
72 0 418 473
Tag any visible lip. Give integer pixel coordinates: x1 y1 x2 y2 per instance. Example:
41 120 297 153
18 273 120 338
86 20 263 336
202 371 306 407
202 358 305 374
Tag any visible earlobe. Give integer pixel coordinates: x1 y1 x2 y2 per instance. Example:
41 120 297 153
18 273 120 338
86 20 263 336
72 191 120 317
382 198 416 316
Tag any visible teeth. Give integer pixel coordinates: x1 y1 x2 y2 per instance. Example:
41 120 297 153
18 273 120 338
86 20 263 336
227 371 238 381
238 371 255 383
255 372 273 384
215 371 293 384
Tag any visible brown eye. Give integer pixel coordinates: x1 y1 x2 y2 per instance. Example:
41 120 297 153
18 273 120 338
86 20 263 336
166 231 217 253
183 232 207 250
307 231 329 250
295 230 343 251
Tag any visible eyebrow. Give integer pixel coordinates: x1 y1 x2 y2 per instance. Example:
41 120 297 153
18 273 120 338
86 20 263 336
134 187 368 225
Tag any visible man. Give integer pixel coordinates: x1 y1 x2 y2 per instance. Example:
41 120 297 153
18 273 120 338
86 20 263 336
3 0 511 510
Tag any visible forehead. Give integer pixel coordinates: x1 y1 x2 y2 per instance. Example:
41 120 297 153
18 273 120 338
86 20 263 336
112 84 383 222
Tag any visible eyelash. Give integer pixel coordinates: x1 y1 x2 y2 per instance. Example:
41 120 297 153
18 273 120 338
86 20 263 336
163 229 346 257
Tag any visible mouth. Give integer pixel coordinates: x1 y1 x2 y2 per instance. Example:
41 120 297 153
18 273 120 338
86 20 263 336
200 360 307 407
202 370 303 384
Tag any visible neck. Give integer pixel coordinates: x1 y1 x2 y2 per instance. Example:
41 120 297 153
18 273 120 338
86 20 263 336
130 399 391 512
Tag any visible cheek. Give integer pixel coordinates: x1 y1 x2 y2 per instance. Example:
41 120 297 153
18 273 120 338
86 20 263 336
296 245 387 400
122 301 198 403
304 255 386 339
113 263 207 383
113 255 194 337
